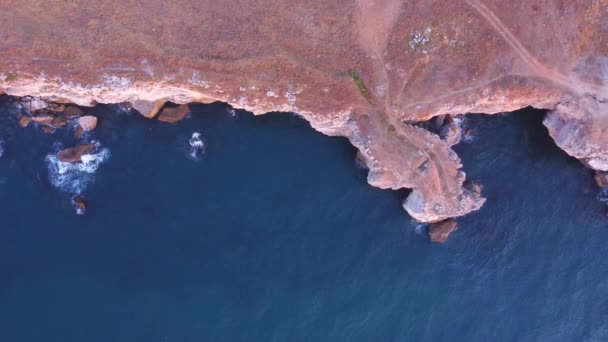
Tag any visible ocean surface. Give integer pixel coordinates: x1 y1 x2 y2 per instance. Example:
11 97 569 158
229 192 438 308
0 95 607 341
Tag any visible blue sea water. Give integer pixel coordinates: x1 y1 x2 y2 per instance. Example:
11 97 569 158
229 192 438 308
0 95 607 341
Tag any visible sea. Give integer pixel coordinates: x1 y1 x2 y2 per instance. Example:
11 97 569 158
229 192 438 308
0 95 607 341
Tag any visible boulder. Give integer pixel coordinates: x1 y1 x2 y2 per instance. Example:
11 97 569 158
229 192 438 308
21 97 48 112
74 126 84 140
57 144 95 163
594 171 608 188
31 115 54 125
132 99 166 119
77 115 98 131
48 103 65 112
158 104 191 123
428 219 458 243
63 105 83 118
50 116 69 128
72 195 87 215
18 115 31 128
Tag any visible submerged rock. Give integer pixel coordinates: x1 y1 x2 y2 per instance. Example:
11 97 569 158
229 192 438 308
18 115 31 128
77 115 98 131
71 195 87 215
594 171 608 188
57 144 96 163
41 126 55 134
428 220 458 243
158 104 191 123
74 126 84 140
63 106 83 118
50 116 69 128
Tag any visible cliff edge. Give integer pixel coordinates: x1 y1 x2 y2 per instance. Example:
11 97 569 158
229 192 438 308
0 0 606 222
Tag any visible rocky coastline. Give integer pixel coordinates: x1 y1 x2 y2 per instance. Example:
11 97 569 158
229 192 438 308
0 0 606 233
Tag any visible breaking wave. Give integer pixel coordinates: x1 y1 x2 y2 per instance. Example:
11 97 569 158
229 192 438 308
0 140 4 159
46 142 110 194
188 132 205 160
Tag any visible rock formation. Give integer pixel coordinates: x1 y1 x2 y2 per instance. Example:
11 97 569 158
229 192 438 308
595 171 608 188
77 116 98 131
428 220 459 243
158 104 191 123
57 144 96 163
0 0 606 222
71 195 87 215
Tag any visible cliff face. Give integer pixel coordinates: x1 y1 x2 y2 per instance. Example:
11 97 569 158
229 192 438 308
0 0 606 222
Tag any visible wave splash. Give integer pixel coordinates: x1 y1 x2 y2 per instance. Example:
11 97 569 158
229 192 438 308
188 132 205 160
46 142 110 195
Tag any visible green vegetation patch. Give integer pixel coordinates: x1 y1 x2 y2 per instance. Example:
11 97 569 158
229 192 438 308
348 69 371 102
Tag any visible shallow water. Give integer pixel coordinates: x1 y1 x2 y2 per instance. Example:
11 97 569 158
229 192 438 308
0 96 607 341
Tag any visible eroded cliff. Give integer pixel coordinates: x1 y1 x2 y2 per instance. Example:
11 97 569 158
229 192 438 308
0 0 606 222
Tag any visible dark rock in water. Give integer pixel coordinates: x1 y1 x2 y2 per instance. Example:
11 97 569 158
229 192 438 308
466 181 483 196
594 171 608 188
57 144 95 163
74 126 84 140
63 105 83 118
464 128 474 140
18 115 31 128
48 103 65 112
158 104 191 123
71 195 87 215
31 115 54 126
50 116 69 128
132 99 166 119
77 115 98 131
41 126 55 134
428 219 458 243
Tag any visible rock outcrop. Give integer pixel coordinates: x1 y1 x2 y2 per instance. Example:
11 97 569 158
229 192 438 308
132 100 166 119
595 171 608 188
429 220 459 243
77 116 98 131
57 144 96 163
71 195 87 215
158 104 191 123
0 0 606 222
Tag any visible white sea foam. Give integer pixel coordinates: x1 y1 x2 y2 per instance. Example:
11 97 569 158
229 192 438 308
46 142 110 194
0 140 4 159
414 224 427 235
188 132 205 160
226 108 237 117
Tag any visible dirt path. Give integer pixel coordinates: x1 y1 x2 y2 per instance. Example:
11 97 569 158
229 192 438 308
465 0 601 96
